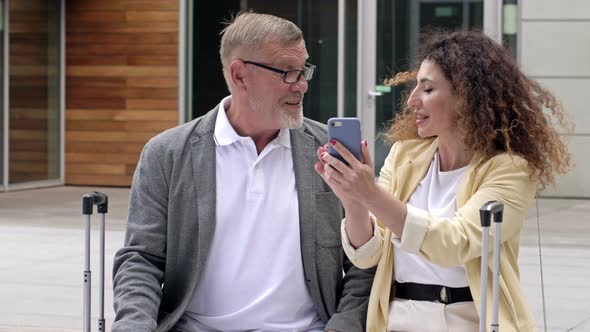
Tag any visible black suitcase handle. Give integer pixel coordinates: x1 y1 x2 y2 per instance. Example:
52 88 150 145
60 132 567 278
82 191 109 215
82 191 108 332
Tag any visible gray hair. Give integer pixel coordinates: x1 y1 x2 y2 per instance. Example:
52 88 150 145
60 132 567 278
219 12 303 89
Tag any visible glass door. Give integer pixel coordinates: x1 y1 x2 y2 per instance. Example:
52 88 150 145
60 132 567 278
359 0 486 173
0 0 5 191
245 0 349 124
190 0 359 125
2 0 63 191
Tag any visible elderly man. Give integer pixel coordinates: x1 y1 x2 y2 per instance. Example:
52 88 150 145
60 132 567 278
112 12 373 332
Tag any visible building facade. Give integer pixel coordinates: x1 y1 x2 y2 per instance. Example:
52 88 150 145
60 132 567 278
0 0 588 197
519 0 590 197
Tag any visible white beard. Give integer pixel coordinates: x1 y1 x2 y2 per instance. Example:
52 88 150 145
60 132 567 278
249 97 303 129
280 106 303 129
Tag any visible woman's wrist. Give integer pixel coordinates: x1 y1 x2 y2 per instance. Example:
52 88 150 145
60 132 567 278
343 207 374 248
343 202 370 226
362 181 385 209
342 199 364 211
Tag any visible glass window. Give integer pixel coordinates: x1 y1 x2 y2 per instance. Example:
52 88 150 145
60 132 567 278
502 0 518 58
344 0 358 117
8 0 61 184
373 0 483 172
191 0 342 124
0 1 4 188
247 0 340 124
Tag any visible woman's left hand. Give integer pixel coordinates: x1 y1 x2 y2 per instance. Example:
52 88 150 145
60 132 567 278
315 140 379 206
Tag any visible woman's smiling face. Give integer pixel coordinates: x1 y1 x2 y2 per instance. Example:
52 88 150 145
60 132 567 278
407 59 460 140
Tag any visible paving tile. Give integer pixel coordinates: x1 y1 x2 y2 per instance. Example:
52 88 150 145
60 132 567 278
571 316 590 331
0 187 588 331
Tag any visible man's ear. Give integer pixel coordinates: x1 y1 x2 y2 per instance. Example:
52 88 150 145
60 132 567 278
229 60 247 91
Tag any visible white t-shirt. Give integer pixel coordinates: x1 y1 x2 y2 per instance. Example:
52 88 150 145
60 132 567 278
393 152 469 287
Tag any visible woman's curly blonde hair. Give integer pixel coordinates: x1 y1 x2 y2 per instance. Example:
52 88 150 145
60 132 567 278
384 30 571 190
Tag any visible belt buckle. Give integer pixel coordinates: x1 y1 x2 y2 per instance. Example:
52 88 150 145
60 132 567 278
437 286 450 304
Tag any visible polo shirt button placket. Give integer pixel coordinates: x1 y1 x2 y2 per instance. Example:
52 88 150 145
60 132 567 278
250 164 263 195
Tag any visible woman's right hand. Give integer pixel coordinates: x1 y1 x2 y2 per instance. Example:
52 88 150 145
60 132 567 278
315 144 357 207
318 140 380 206
316 142 375 247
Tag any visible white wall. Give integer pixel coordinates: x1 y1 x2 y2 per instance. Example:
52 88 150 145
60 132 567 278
520 0 590 197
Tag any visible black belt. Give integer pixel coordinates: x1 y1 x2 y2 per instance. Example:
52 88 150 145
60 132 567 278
394 282 473 304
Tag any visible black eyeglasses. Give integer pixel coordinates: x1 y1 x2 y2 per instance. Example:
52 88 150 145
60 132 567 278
242 60 316 83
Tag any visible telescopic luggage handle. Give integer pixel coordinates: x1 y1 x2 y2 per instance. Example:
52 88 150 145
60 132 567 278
479 201 504 332
82 192 109 332
82 192 108 215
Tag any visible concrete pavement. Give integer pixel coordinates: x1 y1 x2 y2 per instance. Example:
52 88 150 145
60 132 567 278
0 186 588 331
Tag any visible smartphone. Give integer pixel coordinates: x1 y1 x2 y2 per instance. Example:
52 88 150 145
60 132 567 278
327 117 362 164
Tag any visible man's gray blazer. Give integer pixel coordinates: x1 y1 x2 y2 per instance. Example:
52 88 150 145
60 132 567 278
112 107 374 332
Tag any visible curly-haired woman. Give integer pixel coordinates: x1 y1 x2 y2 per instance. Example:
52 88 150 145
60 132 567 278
315 30 571 331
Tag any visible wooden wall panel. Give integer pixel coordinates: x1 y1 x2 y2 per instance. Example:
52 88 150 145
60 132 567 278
65 0 179 186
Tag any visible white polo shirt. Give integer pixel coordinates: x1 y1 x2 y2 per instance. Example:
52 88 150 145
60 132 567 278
177 96 324 332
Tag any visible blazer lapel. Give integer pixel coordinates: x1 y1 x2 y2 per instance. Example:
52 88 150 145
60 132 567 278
290 127 318 289
189 108 219 276
395 139 438 203
456 153 485 206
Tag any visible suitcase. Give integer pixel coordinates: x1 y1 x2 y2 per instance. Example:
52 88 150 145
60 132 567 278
479 201 504 332
82 192 109 332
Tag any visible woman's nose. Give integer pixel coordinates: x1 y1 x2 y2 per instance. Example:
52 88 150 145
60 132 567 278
407 89 420 108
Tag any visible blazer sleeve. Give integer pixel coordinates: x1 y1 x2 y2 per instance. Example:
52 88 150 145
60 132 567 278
325 255 376 332
112 139 168 332
398 154 537 267
341 216 383 267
